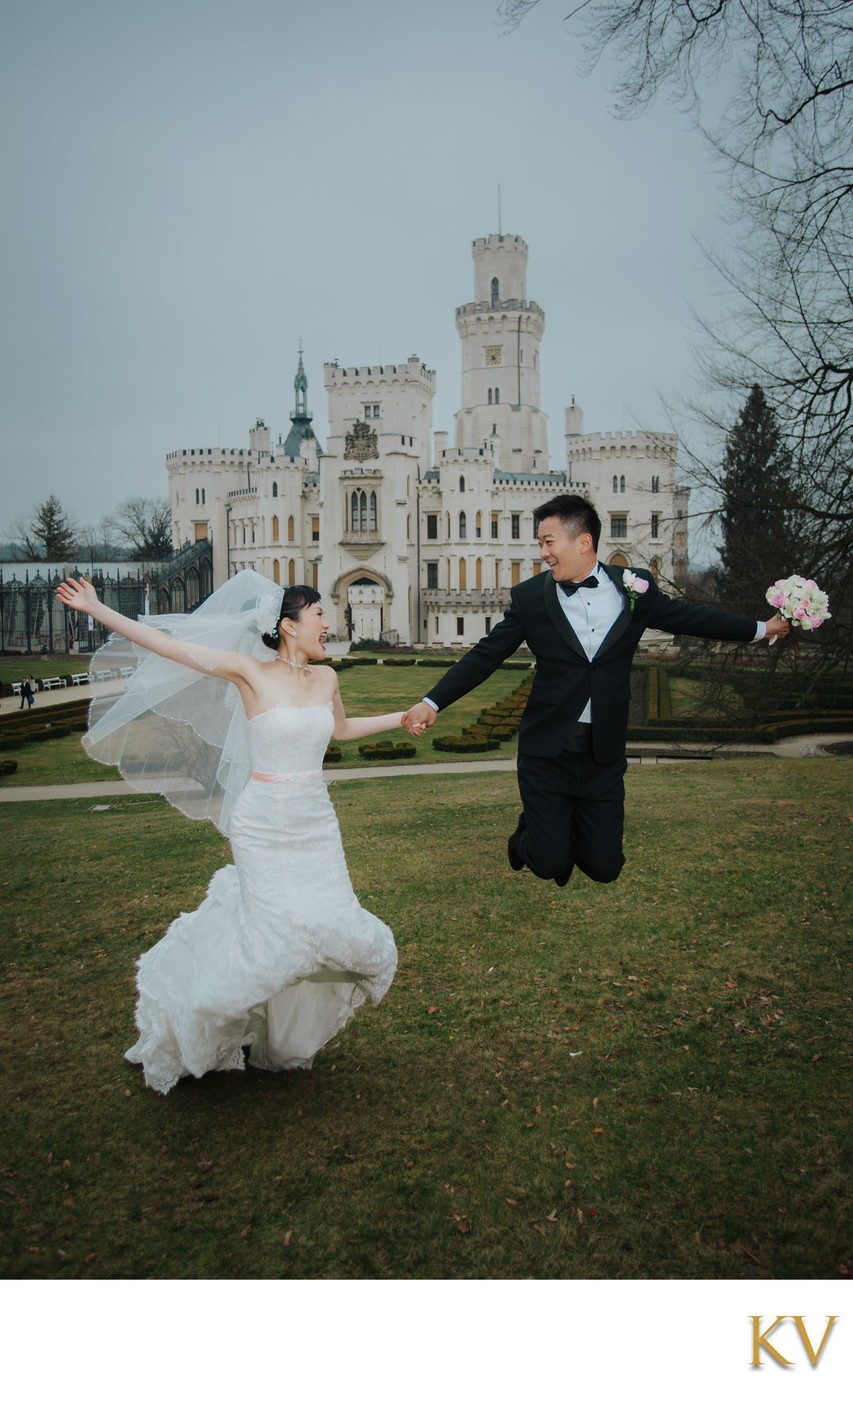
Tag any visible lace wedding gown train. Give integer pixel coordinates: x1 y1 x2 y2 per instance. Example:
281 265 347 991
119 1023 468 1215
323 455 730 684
124 703 397 1094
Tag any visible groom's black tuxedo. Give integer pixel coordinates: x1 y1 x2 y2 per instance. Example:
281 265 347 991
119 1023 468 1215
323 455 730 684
425 565 760 885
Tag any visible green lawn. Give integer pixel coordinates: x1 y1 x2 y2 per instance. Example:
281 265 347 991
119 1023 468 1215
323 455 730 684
2 757 849 1279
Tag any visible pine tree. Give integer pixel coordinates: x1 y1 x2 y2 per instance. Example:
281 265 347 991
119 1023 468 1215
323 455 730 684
717 386 802 616
30 495 78 560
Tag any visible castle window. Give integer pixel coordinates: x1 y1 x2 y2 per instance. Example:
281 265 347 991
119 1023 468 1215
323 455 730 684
459 558 467 590
427 562 438 589
488 388 493 405
273 559 280 585
311 515 320 543
650 557 661 581
651 513 660 538
426 513 438 540
287 515 295 542
612 476 618 494
359 492 367 532
610 513 628 539
475 510 482 538
491 511 499 540
475 557 483 589
459 476 465 493
652 476 660 493
494 387 500 404
511 513 520 540
369 491 377 531
272 514 280 543
272 481 278 497
491 277 499 307
288 559 296 586
456 617 464 636
201 489 205 504
620 475 626 494
350 491 359 532
511 562 521 586
459 511 467 539
485 617 492 632
195 489 200 504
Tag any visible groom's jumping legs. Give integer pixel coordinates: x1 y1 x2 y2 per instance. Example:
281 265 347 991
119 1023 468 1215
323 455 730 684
515 743 626 886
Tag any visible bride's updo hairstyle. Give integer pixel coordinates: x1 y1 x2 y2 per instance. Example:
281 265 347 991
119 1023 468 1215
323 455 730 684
260 585 322 651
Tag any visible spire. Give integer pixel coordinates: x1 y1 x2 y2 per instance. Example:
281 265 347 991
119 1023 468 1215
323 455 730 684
294 347 308 418
283 347 323 459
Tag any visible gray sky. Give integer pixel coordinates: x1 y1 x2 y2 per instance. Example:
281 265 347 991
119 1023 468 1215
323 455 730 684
1 0 733 547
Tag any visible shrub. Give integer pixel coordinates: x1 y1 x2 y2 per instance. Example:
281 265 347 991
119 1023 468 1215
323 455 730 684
432 734 500 754
358 741 417 760
323 744 342 763
0 758 18 776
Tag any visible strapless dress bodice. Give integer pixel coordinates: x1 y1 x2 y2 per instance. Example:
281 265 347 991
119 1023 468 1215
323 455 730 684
247 702 334 775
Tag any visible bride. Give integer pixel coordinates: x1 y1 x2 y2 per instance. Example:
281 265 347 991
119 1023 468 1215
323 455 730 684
57 570 421 1095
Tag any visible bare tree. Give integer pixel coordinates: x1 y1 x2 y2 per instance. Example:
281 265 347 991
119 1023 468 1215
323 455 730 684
103 496 173 561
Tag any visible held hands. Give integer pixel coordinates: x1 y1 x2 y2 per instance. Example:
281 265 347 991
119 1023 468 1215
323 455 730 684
56 577 99 614
401 702 436 737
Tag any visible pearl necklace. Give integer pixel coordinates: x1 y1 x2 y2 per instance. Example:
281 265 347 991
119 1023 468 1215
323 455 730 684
273 656 312 674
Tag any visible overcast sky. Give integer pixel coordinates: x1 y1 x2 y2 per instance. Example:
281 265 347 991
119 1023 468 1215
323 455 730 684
1 0 735 553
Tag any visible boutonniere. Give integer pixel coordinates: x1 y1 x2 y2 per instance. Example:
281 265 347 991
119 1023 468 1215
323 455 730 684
621 570 650 612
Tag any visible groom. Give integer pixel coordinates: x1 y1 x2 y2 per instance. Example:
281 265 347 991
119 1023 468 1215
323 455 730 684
402 494 790 888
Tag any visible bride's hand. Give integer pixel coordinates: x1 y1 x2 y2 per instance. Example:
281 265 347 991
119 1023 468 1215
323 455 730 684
56 576 99 614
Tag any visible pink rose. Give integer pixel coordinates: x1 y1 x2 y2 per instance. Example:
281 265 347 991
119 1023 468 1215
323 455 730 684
634 577 649 595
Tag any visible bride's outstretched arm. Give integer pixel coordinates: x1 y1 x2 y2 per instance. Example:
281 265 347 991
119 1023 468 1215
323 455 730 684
56 576 252 683
329 677 406 742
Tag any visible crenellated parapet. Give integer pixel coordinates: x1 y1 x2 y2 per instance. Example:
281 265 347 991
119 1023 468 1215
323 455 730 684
323 354 435 391
567 430 678 464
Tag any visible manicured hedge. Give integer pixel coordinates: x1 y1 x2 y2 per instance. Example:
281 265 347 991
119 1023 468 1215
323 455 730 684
357 741 417 760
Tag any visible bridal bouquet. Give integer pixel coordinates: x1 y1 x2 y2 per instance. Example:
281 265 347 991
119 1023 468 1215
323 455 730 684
765 575 831 644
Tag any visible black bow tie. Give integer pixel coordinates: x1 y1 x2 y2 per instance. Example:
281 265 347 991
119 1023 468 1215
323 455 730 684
559 576 599 597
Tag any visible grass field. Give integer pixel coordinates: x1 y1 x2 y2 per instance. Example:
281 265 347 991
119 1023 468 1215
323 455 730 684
2 755 849 1280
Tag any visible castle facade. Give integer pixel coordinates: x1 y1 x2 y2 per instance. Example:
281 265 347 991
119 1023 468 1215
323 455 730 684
167 234 688 644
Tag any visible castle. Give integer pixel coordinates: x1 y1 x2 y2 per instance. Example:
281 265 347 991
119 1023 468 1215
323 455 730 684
167 234 689 644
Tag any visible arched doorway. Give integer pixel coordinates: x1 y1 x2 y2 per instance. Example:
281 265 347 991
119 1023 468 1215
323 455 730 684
347 577 384 643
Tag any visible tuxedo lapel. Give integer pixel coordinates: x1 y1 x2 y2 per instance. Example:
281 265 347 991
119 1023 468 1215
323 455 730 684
543 571 587 659
593 565 633 657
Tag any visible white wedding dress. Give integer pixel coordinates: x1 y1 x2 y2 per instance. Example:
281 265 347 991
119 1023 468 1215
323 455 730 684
124 702 397 1094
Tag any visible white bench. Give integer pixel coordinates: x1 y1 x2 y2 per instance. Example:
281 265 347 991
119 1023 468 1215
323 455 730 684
41 677 66 690
11 682 22 696
90 669 116 682
119 666 136 678
70 672 90 686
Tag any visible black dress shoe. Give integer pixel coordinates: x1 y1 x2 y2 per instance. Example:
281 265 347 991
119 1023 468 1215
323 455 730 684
507 832 524 872
554 866 574 888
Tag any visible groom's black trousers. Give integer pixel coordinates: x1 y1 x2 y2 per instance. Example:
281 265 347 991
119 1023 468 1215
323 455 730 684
515 726 627 885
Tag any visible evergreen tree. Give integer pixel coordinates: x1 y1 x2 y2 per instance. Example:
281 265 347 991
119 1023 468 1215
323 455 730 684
29 495 78 560
717 386 802 616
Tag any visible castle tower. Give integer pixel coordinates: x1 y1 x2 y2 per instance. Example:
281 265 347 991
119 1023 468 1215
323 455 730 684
453 234 548 472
